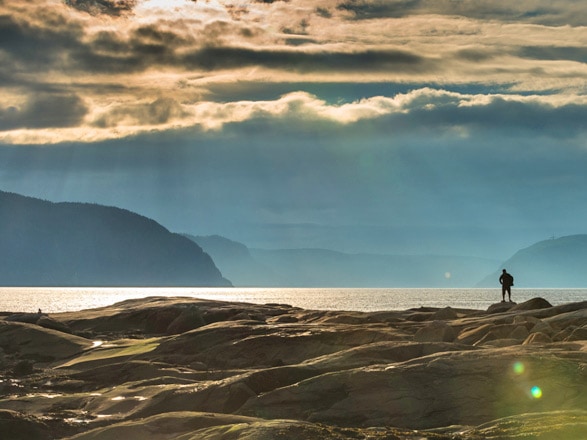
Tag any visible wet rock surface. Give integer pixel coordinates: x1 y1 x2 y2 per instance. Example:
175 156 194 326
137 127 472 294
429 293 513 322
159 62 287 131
0 296 585 439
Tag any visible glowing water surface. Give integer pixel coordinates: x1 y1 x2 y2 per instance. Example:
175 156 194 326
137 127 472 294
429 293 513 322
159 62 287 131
0 287 585 314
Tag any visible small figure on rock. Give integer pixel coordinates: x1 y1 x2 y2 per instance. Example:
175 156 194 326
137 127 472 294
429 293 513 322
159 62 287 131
499 269 514 302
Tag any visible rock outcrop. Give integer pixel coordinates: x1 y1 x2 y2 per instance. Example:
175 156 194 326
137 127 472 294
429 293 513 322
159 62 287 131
0 297 585 439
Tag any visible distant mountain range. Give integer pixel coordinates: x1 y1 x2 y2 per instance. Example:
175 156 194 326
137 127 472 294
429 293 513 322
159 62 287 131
3 189 587 288
190 234 587 288
0 191 231 287
477 235 587 287
186 235 500 287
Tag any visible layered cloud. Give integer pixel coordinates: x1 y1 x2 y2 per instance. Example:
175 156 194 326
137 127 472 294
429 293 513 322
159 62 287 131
336 0 587 26
1 87 586 145
1 0 587 258
0 0 585 144
65 0 138 16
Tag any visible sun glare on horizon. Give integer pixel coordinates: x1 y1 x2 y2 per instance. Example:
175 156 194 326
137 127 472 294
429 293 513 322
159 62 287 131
134 0 199 16
140 0 190 8
133 0 228 22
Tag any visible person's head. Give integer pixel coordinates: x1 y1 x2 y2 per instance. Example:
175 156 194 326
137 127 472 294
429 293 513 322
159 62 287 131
502 269 507 273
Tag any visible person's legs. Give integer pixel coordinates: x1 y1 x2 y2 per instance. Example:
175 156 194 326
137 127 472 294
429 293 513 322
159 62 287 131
501 285 506 302
506 286 512 302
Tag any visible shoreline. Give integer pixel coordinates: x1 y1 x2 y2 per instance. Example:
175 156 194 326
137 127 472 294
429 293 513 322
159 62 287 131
0 286 586 314
1 296 586 439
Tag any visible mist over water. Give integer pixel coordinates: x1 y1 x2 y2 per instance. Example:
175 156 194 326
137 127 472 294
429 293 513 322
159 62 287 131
0 287 585 314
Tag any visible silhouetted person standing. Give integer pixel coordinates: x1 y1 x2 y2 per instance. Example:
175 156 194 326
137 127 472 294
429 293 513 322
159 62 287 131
499 269 514 302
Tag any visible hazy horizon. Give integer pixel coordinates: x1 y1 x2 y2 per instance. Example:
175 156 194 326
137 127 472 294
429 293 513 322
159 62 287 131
1 1 587 261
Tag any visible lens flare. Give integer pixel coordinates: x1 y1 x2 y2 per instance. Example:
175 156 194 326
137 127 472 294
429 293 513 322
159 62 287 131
531 386 543 399
513 361 525 375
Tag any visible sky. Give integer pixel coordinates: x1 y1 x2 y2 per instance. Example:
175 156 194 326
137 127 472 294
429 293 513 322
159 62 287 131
1 0 587 259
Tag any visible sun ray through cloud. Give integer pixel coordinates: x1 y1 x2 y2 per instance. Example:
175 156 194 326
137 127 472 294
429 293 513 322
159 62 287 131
1 0 587 258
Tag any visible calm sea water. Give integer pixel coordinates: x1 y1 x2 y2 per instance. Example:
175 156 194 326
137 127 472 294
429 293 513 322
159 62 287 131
0 287 585 314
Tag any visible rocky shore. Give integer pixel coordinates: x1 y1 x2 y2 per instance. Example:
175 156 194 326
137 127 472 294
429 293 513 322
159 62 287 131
0 296 586 439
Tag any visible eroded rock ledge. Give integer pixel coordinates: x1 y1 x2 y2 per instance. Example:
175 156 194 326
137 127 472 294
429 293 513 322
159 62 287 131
0 296 586 439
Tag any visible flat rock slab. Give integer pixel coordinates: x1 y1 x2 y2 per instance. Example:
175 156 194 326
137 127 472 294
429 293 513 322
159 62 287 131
0 296 585 439
0 321 93 362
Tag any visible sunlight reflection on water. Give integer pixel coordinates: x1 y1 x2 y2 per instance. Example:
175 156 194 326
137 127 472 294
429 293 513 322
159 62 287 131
0 287 584 313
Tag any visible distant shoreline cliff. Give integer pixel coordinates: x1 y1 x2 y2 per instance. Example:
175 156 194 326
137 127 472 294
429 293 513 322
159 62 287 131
0 191 231 287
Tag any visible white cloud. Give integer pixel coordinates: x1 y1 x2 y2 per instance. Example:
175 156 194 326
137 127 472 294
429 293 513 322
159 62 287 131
2 88 586 144
1 0 586 144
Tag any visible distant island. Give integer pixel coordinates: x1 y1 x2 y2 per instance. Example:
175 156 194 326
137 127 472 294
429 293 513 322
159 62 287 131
0 191 231 287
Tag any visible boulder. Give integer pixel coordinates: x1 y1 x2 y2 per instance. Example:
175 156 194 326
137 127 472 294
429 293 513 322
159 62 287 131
271 315 299 323
145 308 182 334
565 325 587 341
433 307 458 320
530 320 555 336
473 324 518 346
414 321 456 342
513 315 541 330
166 306 206 335
37 316 72 334
508 325 530 341
4 313 43 324
511 297 552 311
456 323 494 345
487 302 516 314
0 321 92 362
544 308 587 330
553 326 577 341
523 332 553 345
477 338 521 348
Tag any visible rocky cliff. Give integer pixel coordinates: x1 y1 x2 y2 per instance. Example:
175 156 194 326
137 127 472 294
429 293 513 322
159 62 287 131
0 191 231 286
